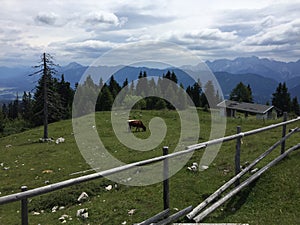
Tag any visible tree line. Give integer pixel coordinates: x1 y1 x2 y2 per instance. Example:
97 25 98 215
0 54 221 136
1 53 299 136
74 70 222 118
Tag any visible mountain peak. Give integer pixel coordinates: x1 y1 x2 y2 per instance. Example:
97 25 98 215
63 62 83 70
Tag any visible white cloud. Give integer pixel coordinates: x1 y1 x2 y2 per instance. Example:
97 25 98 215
183 29 238 41
85 11 127 27
243 19 300 46
66 40 117 50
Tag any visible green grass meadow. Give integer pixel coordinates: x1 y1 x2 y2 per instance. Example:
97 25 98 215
0 110 299 224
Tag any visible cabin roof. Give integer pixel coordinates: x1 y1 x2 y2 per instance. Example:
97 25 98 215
217 100 274 114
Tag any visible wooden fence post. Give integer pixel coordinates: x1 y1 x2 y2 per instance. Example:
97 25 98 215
235 126 242 186
21 186 28 225
281 112 287 154
163 146 170 211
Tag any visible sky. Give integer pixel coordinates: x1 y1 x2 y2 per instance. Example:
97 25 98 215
0 0 300 67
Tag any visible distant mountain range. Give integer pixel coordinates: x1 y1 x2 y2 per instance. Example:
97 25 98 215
0 56 299 104
206 56 300 82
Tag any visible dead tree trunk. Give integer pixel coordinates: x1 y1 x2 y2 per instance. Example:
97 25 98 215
43 53 48 139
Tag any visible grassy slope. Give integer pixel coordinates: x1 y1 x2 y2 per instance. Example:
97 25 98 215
0 110 299 225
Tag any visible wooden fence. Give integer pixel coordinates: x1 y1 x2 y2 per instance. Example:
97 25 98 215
0 115 299 224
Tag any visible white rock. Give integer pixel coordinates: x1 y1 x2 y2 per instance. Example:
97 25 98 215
201 165 209 170
52 206 59 212
59 214 70 222
5 144 12 148
77 208 88 219
33 212 40 215
192 162 198 167
191 165 198 171
128 208 136 216
55 137 65 144
59 206 65 210
77 192 89 202
81 212 88 219
121 221 127 225
105 185 113 191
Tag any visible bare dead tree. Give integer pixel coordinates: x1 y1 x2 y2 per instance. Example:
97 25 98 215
30 53 58 139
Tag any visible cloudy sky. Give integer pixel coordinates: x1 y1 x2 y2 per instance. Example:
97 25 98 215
0 0 300 67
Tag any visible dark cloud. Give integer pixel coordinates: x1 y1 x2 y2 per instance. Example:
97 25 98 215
34 12 58 25
115 11 175 29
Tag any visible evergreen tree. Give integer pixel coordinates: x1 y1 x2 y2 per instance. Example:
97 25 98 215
0 108 5 133
177 83 188 110
291 97 300 116
230 82 253 103
75 75 98 116
247 84 253 103
21 91 34 122
164 70 171 80
108 75 121 98
12 93 20 119
122 78 129 89
146 78 157 109
99 77 104 89
155 98 167 110
98 85 114 111
189 81 202 107
136 71 148 96
129 80 135 95
7 102 14 120
203 80 218 108
57 74 74 119
170 71 178 84
2 104 8 119
272 82 291 114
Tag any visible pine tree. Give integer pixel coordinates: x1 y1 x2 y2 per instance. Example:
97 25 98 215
247 84 253 103
291 97 300 116
190 81 202 107
1 104 8 119
12 93 20 119
108 75 121 98
177 83 188 110
170 71 178 83
203 80 218 108
230 82 253 103
272 82 291 114
57 74 74 119
98 85 114 111
21 91 34 122
136 71 148 96
0 108 5 133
